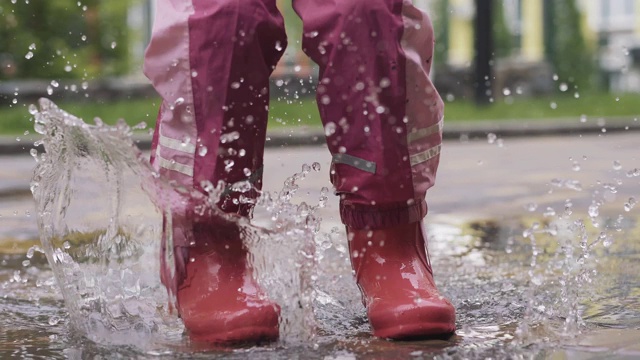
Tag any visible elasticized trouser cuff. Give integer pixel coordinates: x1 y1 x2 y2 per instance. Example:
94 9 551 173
340 199 427 230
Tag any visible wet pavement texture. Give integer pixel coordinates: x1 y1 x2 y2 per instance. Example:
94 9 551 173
1 132 640 358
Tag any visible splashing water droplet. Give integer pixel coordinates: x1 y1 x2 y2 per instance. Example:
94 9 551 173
48 316 62 326
324 122 337 137
624 197 637 212
613 160 622 170
224 159 235 172
220 131 240 144
571 162 581 172
312 162 321 172
487 133 497 144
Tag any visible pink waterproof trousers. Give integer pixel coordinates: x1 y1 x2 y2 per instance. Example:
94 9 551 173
144 0 444 231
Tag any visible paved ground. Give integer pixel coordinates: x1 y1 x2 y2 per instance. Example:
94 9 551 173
2 131 639 240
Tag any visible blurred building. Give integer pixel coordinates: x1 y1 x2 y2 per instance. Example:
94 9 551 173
129 0 640 93
439 0 640 93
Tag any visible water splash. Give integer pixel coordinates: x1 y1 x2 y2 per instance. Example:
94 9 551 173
29 98 327 348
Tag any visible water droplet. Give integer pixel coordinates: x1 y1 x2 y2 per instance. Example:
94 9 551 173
550 102 558 110
312 162 321 172
220 131 240 143
559 83 568 92
502 88 511 96
302 163 311 174
613 160 622 170
379 78 391 88
48 316 62 326
64 65 72 72
525 203 538 212
324 122 337 136
173 97 185 107
25 51 34 59
111 41 117 49
321 95 331 105
46 86 53 95
275 41 283 51
224 159 235 172
231 82 241 89
552 74 559 81
624 197 636 212
243 168 252 177
198 145 208 156
571 162 581 172
487 133 497 144
231 180 252 193
28 43 36 50
543 207 556 217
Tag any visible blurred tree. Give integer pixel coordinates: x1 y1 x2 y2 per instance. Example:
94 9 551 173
493 0 512 58
432 0 449 66
0 0 131 80
544 0 594 91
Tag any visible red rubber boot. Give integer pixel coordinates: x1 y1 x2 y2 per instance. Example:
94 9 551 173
175 221 280 344
347 221 456 339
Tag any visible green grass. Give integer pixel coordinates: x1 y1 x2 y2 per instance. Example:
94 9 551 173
1 93 638 135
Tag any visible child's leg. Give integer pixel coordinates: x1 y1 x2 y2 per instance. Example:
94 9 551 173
144 0 287 343
293 0 455 338
145 0 287 217
293 0 443 226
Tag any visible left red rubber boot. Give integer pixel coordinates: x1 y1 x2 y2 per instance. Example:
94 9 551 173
347 221 456 339
175 221 280 344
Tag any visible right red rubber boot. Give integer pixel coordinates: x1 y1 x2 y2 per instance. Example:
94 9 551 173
347 221 456 339
174 221 280 344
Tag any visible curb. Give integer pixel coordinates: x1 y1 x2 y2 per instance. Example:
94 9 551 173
1 117 638 156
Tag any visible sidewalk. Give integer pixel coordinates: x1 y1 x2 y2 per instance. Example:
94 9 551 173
1 116 639 155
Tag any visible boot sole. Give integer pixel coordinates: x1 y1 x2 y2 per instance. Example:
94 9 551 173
374 322 456 340
189 326 279 345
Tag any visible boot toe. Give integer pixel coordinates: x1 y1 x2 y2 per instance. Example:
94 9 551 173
182 300 280 344
368 297 456 339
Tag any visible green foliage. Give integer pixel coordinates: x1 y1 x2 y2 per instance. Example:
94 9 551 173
546 0 594 91
0 0 132 80
493 0 513 58
432 0 449 65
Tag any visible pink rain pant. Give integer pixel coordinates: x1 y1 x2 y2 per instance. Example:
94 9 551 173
144 0 444 231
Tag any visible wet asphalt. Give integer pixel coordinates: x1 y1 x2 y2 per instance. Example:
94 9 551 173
1 131 639 239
